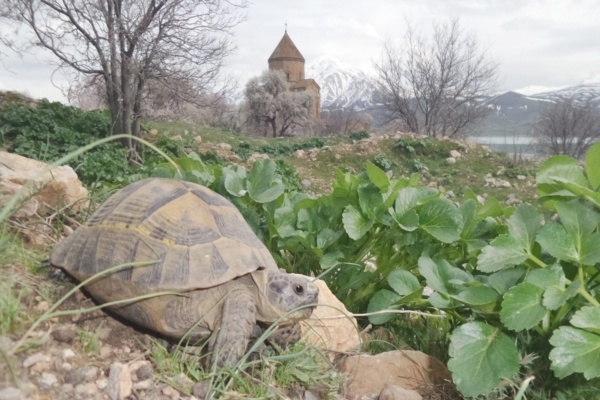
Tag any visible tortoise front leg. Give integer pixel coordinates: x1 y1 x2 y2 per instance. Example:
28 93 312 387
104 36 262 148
209 291 257 368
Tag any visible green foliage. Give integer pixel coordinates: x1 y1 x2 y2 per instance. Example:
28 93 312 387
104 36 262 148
233 137 326 159
371 153 394 171
0 100 134 186
349 130 370 141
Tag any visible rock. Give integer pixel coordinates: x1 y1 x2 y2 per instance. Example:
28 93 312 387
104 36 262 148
0 387 24 400
293 149 306 158
38 372 58 389
106 362 132 400
301 179 312 189
300 278 361 358
0 151 88 245
133 379 152 390
75 382 99 397
336 350 453 399
170 135 183 141
517 175 527 180
129 360 153 381
35 300 50 313
506 193 521 206
65 365 98 385
379 385 422 400
217 142 232 151
23 352 50 368
52 327 77 343
193 136 202 147
193 381 211 399
248 152 270 163
60 348 76 361
149 129 158 136
450 150 462 158
445 157 456 164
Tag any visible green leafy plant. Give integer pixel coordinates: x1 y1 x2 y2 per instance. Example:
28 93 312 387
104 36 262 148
372 153 394 171
349 130 369 141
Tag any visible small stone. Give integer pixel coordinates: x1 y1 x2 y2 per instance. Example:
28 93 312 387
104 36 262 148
450 150 462 158
75 383 98 397
193 136 202 146
61 383 74 393
0 387 23 400
217 142 232 151
517 175 527 180
122 345 131 354
99 346 112 358
162 385 179 398
445 157 456 164
35 300 50 313
130 360 153 381
106 362 132 400
171 135 183 141
133 379 152 390
304 390 321 400
96 378 108 390
193 381 211 399
23 352 50 368
65 365 98 384
60 348 76 360
301 179 312 189
62 224 74 236
149 129 158 136
52 328 77 343
38 372 58 389
379 385 422 400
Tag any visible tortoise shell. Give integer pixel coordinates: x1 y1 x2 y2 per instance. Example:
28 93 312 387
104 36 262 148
51 178 278 291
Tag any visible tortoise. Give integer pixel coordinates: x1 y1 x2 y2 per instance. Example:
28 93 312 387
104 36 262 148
50 177 319 367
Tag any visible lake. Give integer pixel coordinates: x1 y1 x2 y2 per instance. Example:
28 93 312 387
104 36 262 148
469 135 538 157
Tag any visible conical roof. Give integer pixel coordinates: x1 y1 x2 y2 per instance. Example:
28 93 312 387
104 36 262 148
268 32 305 62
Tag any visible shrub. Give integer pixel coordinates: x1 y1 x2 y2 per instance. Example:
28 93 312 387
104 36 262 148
349 130 369 141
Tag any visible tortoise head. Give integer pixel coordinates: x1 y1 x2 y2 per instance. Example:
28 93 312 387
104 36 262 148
263 270 319 323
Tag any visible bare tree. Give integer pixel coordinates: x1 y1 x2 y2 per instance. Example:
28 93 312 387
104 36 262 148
244 70 314 137
0 0 245 163
534 97 600 159
374 18 498 138
320 107 373 135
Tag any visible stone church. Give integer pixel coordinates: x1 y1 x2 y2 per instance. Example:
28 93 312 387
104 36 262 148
268 30 321 119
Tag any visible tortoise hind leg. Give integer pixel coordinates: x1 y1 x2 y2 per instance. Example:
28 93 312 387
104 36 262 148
209 291 257 367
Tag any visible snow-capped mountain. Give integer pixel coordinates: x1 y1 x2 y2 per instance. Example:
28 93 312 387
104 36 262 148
306 56 376 110
529 82 600 104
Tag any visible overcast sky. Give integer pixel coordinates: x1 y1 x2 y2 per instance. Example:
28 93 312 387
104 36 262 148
1 0 599 103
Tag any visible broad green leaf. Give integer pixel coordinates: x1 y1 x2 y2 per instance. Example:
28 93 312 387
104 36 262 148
418 198 463 243
367 289 401 325
551 177 600 209
500 282 546 331
536 221 578 263
320 251 343 269
585 142 600 190
316 228 343 249
222 165 247 197
387 270 421 296
571 306 600 334
549 326 600 379
342 205 374 240
507 204 542 250
358 183 384 219
460 199 477 235
273 205 300 238
477 234 528 273
418 256 472 296
525 263 563 289
537 155 589 198
535 221 574 260
246 159 284 203
487 268 526 295
544 279 580 311
448 322 520 398
477 196 504 219
556 200 600 240
452 286 500 314
428 291 455 308
366 161 390 190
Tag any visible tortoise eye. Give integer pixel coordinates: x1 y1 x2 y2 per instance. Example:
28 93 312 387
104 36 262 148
293 284 304 295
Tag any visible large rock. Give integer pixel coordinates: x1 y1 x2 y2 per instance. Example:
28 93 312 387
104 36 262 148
0 151 89 244
300 278 361 358
336 350 455 399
